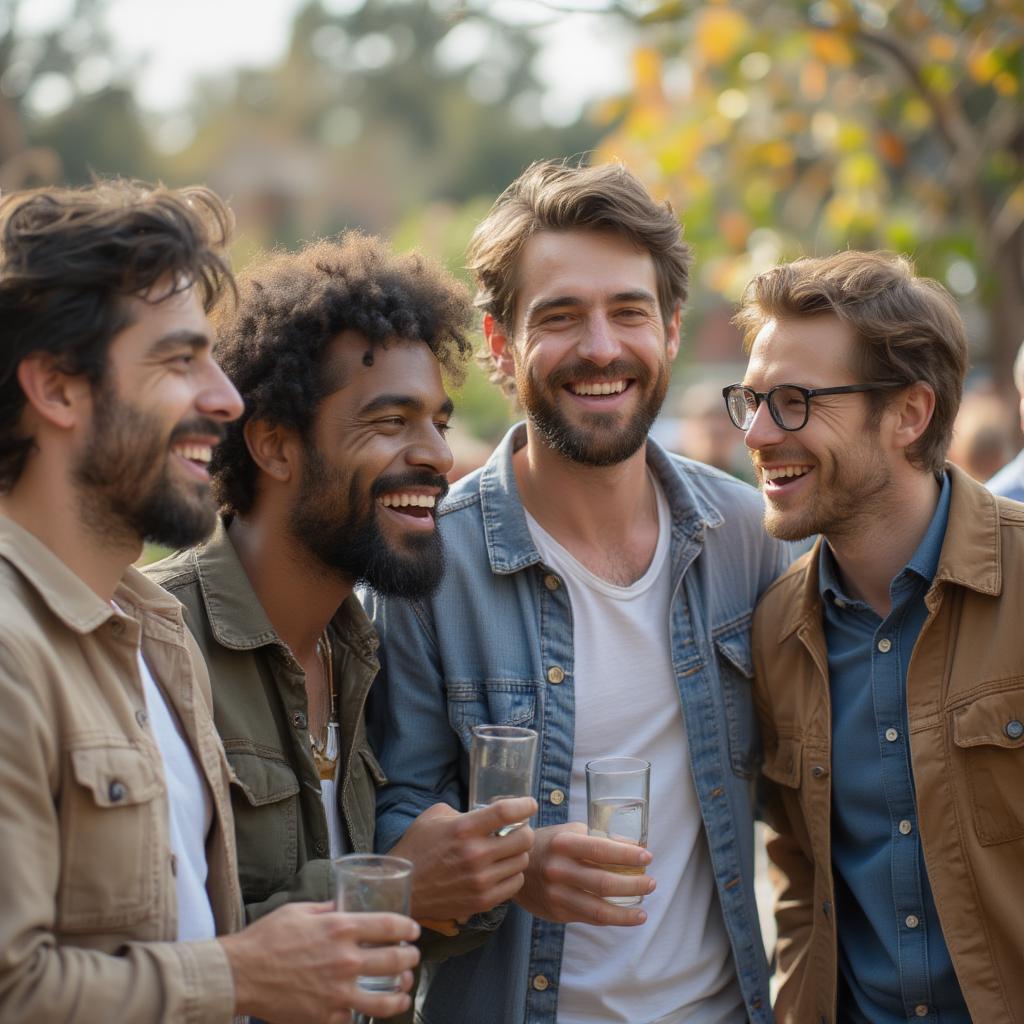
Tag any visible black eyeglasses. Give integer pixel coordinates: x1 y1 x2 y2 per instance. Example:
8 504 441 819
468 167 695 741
722 381 905 432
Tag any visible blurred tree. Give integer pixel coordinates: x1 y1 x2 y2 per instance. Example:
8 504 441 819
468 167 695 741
584 0 1023 392
0 0 155 189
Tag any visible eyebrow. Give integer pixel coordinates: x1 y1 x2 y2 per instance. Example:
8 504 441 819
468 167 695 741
146 330 211 358
525 290 658 321
358 393 455 418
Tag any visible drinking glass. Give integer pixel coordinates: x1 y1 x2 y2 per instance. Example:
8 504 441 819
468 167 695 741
468 725 538 836
334 853 413 994
585 756 651 906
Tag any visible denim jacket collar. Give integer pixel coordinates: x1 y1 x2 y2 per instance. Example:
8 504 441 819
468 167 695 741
474 423 726 577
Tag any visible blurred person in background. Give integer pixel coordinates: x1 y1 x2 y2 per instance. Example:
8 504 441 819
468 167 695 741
946 387 1015 482
675 379 753 482
734 251 1024 1022
986 339 1024 501
366 159 793 1024
145 234 536 982
0 181 419 1024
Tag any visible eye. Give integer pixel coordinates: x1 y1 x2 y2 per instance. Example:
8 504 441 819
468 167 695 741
435 421 452 438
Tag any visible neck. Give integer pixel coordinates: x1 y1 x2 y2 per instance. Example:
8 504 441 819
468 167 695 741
0 456 140 600
227 509 352 662
825 469 942 618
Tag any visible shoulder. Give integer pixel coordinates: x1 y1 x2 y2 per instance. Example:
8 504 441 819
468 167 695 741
755 547 816 616
661 452 765 518
437 466 485 520
142 546 200 594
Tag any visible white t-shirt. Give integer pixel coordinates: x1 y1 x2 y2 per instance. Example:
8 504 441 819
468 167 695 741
135 648 216 942
525 478 744 1024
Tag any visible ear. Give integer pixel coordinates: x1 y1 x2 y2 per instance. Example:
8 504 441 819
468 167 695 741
484 313 516 379
665 303 681 362
243 418 301 485
16 354 93 431
889 381 936 454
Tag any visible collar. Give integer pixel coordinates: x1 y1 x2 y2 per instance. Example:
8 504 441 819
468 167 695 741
192 516 378 657
474 422 725 576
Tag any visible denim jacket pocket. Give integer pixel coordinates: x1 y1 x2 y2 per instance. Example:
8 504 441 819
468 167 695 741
227 749 301 897
713 616 761 779
446 680 538 751
952 686 1024 846
60 744 164 931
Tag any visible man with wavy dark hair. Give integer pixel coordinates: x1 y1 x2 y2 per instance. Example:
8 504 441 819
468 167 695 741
146 233 537 961
0 181 420 1024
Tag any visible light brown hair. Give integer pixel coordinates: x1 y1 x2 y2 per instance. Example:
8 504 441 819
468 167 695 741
466 159 692 396
734 251 968 475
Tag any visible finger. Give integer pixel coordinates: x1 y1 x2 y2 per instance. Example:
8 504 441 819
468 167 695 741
555 887 651 927
559 832 653 868
414 801 459 823
467 797 538 834
339 911 422 944
326 1012 353 1024
355 943 421 978
345 987 414 1019
479 850 531 885
486 823 534 855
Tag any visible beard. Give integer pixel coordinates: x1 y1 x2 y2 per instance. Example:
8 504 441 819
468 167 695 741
73 383 222 550
517 356 670 467
289 446 449 599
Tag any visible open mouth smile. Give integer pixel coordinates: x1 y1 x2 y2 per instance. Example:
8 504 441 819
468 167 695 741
171 440 215 481
760 463 814 493
564 378 634 403
377 490 440 530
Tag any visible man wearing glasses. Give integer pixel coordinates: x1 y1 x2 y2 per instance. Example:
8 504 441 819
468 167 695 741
727 250 1024 1022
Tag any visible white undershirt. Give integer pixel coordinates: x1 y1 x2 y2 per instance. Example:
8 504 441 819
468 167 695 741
525 478 744 1024
135 647 216 941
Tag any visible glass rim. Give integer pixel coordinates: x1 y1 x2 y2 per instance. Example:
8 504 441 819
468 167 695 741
334 853 413 875
471 725 538 741
585 756 651 775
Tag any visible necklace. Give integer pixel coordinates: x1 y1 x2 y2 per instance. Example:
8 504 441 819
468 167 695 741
309 631 339 782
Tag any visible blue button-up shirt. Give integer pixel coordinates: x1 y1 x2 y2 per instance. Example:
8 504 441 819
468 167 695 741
364 424 794 1024
821 473 969 1023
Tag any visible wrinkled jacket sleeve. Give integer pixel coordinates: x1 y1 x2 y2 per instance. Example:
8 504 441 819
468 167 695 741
0 637 235 1024
242 859 333 922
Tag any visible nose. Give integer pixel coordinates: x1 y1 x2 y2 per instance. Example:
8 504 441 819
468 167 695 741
743 398 785 453
407 423 454 477
197 358 244 423
576 312 622 367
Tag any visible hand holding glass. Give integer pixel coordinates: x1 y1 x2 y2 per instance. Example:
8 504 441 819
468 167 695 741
334 854 413 994
585 757 651 906
469 725 538 836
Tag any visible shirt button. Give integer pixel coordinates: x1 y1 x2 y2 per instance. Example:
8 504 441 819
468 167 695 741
906 914 920 929
834 597 846 609
291 711 308 730
549 789 566 805
532 974 549 991
899 819 913 835
884 727 899 742
543 574 560 591
110 618 125 636
135 709 149 728
915 1005 928 1018
547 666 565 684
877 638 892 653
1005 719 1024 740
108 780 126 802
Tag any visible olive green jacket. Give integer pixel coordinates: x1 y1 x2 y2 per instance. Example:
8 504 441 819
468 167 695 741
145 518 384 922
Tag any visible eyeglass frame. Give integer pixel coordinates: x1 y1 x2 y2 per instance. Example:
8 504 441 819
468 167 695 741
721 381 905 432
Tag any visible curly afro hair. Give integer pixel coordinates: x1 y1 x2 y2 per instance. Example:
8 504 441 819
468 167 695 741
210 232 473 516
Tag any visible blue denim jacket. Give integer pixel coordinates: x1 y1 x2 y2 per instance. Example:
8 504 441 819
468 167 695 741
365 425 792 1024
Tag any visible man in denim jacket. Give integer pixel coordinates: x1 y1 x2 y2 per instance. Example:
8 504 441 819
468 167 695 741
365 160 792 1023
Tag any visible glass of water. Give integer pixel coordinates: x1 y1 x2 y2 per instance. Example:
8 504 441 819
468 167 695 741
585 757 651 906
468 725 538 835
334 853 413 993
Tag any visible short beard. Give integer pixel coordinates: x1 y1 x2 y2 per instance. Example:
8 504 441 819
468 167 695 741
73 382 221 550
290 446 448 600
518 357 669 467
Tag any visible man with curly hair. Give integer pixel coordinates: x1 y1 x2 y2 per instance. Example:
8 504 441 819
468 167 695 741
146 233 536 952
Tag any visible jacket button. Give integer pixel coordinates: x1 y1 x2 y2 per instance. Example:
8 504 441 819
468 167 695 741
884 727 898 742
549 789 566 805
108 780 126 802
135 709 148 728
905 914 920 929
543 574 560 591
915 1005 929 1017
811 765 828 779
291 711 308 729
821 899 831 917
1005 719 1024 740
547 666 565 684
315 839 328 856
898 819 913 835
532 974 549 991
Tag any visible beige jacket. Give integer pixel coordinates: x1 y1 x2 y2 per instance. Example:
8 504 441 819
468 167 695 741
0 514 243 1023
752 466 1024 1023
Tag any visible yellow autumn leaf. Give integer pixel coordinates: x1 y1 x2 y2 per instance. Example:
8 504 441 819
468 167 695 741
993 71 1018 96
837 152 880 189
695 8 749 65
926 34 958 62
810 30 853 68
968 45 1000 85
633 46 664 95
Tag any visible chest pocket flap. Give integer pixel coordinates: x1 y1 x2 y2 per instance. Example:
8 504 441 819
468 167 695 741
953 690 1024 749
227 751 301 806
70 745 163 806
762 735 803 789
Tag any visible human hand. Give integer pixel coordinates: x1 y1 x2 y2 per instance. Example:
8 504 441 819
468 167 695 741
514 822 654 926
220 900 420 1023
389 798 537 923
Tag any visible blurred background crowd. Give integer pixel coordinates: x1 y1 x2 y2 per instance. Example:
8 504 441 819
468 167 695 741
2 0 1022 483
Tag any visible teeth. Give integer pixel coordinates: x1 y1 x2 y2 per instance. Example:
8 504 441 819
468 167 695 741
379 493 437 508
571 380 627 396
173 444 212 463
762 465 812 482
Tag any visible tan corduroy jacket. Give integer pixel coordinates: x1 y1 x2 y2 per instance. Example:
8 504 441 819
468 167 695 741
753 466 1024 1024
0 514 244 1023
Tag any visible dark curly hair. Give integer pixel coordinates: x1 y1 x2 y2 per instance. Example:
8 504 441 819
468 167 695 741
210 232 473 517
0 179 233 492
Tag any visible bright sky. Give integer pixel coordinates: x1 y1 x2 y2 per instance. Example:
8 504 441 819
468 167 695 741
17 0 633 126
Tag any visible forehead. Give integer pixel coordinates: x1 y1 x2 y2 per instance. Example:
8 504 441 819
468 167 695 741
108 283 210 356
745 314 857 387
514 229 658 315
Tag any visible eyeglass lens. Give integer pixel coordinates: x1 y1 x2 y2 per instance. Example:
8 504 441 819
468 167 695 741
728 386 809 430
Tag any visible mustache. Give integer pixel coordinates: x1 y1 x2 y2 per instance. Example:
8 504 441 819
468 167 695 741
371 469 450 503
546 359 650 390
170 418 227 445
